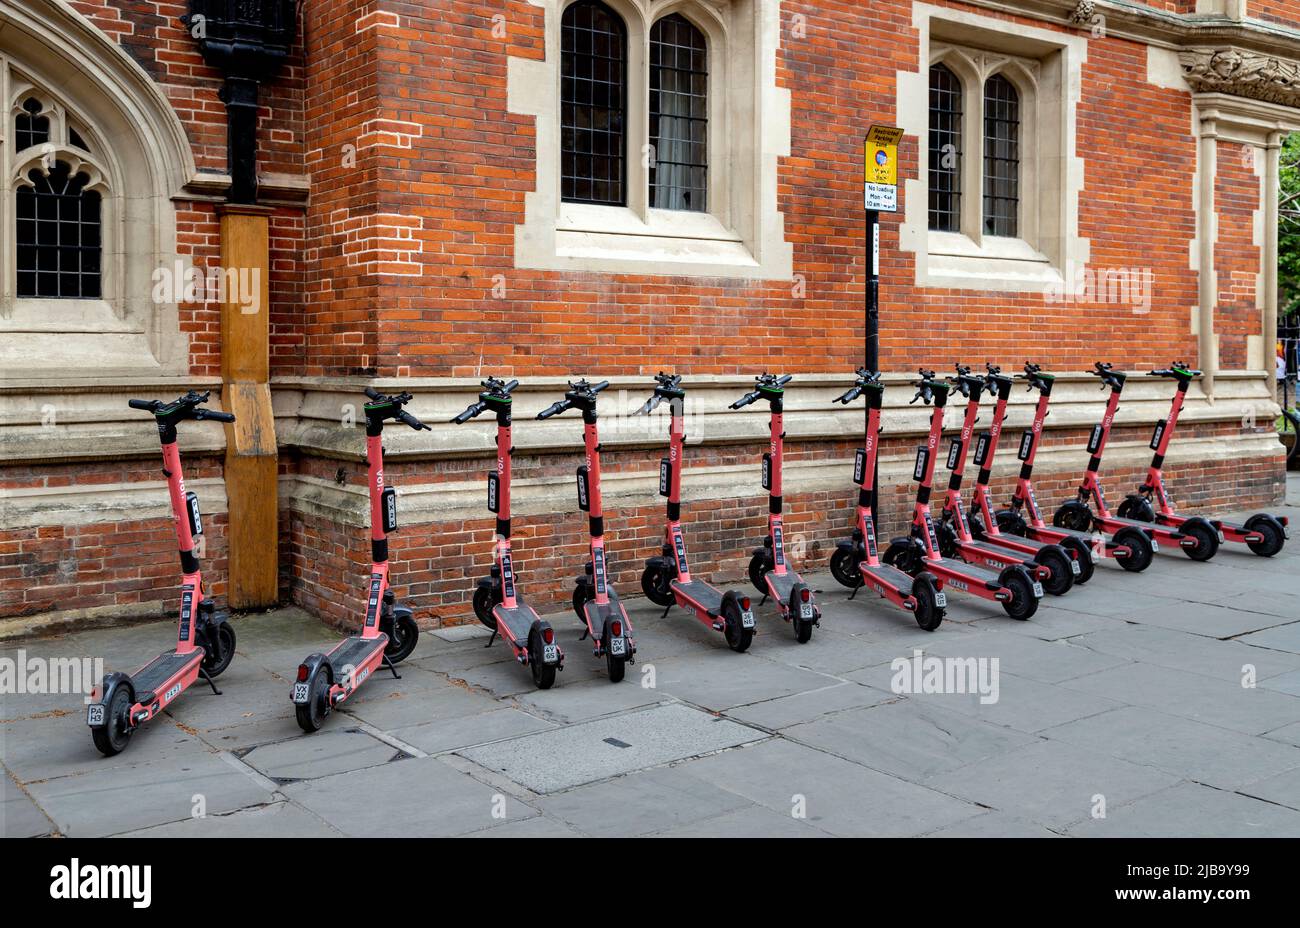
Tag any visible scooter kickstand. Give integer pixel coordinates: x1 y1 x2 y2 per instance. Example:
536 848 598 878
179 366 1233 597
759 594 768 606
848 585 859 601
199 666 222 696
661 604 672 618
484 630 497 648
382 654 402 680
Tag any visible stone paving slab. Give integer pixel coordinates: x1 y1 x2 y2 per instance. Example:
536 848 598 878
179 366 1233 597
1238 622 1300 655
513 676 669 724
1116 600 1290 638
644 653 842 712
783 698 1039 781
921 627 1131 684
1068 781 1300 837
924 740 1181 831
724 680 893 730
1071 622 1300 683
1237 764 1300 811
457 703 766 793
651 803 831 837
679 737 982 837
2 772 54 837
393 706 557 755
1043 706 1300 791
1060 661 1300 734
119 800 340 838
536 764 754 837
283 755 533 837
27 751 276 837
241 728 406 782
922 811 1063 837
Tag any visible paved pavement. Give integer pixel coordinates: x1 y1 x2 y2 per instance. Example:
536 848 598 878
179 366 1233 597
4 475 1299 838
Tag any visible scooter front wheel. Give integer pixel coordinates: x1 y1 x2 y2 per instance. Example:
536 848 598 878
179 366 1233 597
829 545 865 589
91 686 134 757
747 552 772 596
1117 496 1155 522
472 585 499 630
295 670 330 733
722 599 753 653
995 509 1029 536
640 564 675 607
1053 503 1093 532
384 613 419 663
910 576 944 631
201 622 237 678
572 581 591 622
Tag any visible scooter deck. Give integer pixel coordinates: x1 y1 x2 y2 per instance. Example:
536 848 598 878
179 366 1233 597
583 589 629 627
861 562 918 590
929 557 1008 591
494 602 542 644
672 579 723 614
323 634 387 675
132 649 202 701
1102 514 1181 538
764 570 800 603
959 538 1036 565
978 530 1058 555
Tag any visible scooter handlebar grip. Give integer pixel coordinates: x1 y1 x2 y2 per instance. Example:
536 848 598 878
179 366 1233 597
398 410 430 431
777 374 793 386
451 404 482 424
364 386 382 400
503 380 519 394
204 410 237 423
537 401 568 419
128 399 155 410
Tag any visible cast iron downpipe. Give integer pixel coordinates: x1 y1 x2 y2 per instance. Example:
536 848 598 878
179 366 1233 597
181 1 298 203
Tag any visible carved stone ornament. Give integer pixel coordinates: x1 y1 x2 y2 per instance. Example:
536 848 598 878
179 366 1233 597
1180 48 1300 108
1067 1 1096 26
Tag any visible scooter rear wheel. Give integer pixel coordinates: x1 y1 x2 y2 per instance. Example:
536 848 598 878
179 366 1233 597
91 686 134 757
295 670 330 733
201 623 237 678
722 599 753 653
1245 517 1286 557
384 613 419 664
531 658 557 690
1181 521 1219 562
1059 536 1095 585
1114 527 1154 572
1035 546 1074 596
829 545 865 589
788 585 814 644
911 576 944 632
1000 568 1039 621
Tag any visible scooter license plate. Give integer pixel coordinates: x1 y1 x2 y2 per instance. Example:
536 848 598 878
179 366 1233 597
543 643 559 664
934 592 947 608
799 602 814 620
741 610 755 629
292 682 310 704
610 636 627 657
1070 559 1081 575
86 704 105 726
1032 582 1045 598
1150 538 1159 552
1218 530 1225 543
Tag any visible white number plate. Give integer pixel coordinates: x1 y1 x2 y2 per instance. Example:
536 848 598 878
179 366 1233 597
799 602 814 619
86 704 105 726
741 610 756 629
293 682 310 704
1150 538 1159 551
543 643 559 664
610 636 627 656
1070 559 1081 575
934 592 947 608
1217 530 1225 543
1032 582 1045 598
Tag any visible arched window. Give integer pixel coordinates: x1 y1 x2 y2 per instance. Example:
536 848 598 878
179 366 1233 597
982 74 1020 237
9 93 106 300
928 64 962 232
649 13 708 212
16 160 102 299
561 0 627 206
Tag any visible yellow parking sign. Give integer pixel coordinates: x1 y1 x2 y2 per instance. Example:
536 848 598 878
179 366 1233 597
864 125 903 211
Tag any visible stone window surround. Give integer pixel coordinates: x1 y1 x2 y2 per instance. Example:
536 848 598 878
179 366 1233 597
0 0 197 381
510 0 793 279
899 3 1089 293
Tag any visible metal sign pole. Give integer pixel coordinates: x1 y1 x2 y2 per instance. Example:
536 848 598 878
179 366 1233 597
864 125 901 530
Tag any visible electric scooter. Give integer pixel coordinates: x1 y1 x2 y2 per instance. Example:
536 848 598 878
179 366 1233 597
88 391 238 756
538 379 636 681
965 363 1096 584
1053 362 1218 561
636 373 757 652
937 364 1077 595
991 363 1155 573
828 369 946 630
293 388 425 731
730 373 821 643
1117 362 1289 557
883 370 1042 620
453 377 564 688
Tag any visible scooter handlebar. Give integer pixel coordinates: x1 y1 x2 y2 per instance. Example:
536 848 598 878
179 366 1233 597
729 391 761 410
634 394 663 416
397 409 430 431
364 386 382 400
196 409 237 423
834 385 864 404
128 398 159 411
451 402 487 424
537 400 572 420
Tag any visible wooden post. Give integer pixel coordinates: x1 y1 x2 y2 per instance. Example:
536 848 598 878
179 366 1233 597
219 204 278 608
